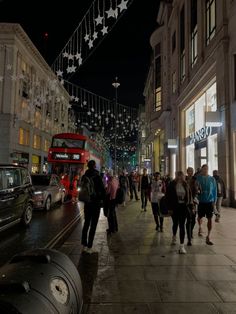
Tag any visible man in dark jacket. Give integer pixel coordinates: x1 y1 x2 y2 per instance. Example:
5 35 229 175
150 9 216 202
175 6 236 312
81 160 106 253
213 170 226 222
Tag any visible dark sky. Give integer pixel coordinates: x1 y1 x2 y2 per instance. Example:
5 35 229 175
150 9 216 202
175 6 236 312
0 0 160 107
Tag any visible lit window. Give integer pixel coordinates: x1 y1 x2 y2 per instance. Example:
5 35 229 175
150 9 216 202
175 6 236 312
191 0 198 66
33 134 41 150
19 128 29 146
155 87 162 112
34 111 42 129
206 0 216 45
44 139 50 152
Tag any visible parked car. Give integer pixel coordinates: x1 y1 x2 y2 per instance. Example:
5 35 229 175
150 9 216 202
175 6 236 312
0 164 33 232
31 174 65 210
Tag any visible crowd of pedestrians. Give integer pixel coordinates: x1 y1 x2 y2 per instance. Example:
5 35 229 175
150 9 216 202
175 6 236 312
78 160 226 255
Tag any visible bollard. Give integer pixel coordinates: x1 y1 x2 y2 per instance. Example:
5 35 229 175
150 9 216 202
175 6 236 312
0 248 83 314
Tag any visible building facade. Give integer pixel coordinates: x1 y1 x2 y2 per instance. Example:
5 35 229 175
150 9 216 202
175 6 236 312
0 23 76 173
143 0 236 206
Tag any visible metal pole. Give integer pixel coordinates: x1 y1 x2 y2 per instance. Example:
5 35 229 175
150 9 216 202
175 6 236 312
112 77 120 175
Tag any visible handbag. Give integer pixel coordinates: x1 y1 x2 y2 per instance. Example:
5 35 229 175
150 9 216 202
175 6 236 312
159 196 172 217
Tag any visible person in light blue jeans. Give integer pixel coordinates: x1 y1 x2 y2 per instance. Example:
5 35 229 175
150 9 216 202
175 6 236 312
196 164 217 245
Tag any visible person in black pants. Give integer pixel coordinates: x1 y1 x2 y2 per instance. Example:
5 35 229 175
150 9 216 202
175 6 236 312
128 171 139 201
166 171 193 254
81 160 106 254
139 168 150 211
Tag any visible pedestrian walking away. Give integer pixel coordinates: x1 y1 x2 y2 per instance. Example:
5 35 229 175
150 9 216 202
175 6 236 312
81 160 106 254
139 168 150 211
106 172 119 235
213 170 226 222
196 164 217 245
150 172 166 231
166 171 193 254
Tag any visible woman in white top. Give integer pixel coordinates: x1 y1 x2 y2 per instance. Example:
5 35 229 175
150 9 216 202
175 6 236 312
150 172 166 231
166 171 193 254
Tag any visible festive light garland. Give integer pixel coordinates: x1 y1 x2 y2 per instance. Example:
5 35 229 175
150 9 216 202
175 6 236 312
52 0 133 79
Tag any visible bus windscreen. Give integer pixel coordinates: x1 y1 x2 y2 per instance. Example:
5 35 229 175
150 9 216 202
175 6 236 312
52 138 85 149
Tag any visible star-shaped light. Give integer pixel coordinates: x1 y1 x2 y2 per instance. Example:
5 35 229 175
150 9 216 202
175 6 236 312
71 65 76 72
19 73 25 80
63 52 69 58
75 52 81 60
84 33 90 42
83 101 87 106
95 14 104 25
118 0 128 12
101 25 108 35
88 39 94 49
7 64 12 70
56 70 63 77
93 31 98 40
78 58 83 66
66 66 72 73
74 97 79 102
68 53 74 60
11 75 18 81
106 7 117 18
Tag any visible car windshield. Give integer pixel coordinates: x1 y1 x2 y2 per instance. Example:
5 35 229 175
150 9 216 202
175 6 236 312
31 175 51 186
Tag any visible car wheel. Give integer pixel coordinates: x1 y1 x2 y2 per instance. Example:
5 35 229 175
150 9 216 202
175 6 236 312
45 196 51 211
21 203 33 226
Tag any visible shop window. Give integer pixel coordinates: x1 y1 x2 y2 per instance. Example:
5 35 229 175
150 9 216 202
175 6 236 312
208 134 218 175
180 5 185 82
19 128 29 146
33 134 41 150
206 0 216 45
186 144 195 169
185 105 195 137
206 82 217 111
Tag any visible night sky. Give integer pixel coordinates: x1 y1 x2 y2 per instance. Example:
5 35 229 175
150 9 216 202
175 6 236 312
0 0 160 107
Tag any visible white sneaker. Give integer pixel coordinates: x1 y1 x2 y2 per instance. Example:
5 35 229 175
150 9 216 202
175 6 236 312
179 245 186 254
86 248 97 254
171 236 177 245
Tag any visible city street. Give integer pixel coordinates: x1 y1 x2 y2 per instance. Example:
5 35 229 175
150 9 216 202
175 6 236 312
0 202 83 267
59 201 236 314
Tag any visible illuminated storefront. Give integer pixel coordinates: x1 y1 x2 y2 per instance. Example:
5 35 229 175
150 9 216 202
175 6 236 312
184 82 219 175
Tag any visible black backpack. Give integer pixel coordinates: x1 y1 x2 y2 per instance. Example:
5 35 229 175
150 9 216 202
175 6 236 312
78 175 96 202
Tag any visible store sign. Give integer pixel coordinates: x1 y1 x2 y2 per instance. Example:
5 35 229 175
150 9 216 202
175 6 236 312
190 126 212 144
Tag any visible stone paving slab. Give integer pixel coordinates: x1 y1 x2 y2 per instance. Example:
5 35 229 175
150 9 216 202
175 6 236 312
58 202 236 313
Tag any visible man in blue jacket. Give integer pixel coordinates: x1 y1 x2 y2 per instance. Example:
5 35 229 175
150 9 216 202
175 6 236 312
196 164 217 245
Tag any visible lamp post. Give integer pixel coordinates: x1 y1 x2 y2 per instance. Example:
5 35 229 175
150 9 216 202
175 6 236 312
112 77 120 175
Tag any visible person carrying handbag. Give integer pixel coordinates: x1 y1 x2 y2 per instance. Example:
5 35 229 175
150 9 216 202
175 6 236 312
166 171 193 254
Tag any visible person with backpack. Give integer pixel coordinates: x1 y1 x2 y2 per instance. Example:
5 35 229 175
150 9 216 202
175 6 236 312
81 160 106 253
213 170 226 222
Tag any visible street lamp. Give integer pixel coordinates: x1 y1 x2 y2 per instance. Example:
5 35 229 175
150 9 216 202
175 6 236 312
112 77 120 175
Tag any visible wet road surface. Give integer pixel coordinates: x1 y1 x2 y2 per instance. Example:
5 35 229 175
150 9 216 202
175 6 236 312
0 201 82 267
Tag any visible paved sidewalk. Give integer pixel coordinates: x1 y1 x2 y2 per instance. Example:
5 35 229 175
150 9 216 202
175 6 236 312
59 201 236 314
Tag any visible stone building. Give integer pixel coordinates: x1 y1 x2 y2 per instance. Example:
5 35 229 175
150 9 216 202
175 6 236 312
0 23 76 173
142 0 236 206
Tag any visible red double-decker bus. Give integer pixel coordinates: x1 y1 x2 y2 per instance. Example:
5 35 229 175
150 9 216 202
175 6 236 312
48 133 102 197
